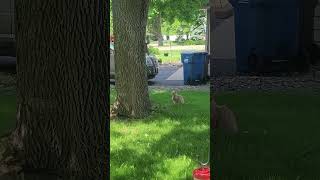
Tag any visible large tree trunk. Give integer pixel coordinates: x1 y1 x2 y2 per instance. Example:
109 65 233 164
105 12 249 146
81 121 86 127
14 0 109 178
112 0 151 118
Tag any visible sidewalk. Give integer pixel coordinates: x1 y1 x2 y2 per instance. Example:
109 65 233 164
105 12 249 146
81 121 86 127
166 65 211 81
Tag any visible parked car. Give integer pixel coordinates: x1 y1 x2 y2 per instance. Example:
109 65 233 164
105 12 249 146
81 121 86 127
110 43 159 79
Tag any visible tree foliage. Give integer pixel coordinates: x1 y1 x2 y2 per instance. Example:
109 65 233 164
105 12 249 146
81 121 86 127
110 0 113 34
148 0 207 38
150 0 207 24
162 12 206 36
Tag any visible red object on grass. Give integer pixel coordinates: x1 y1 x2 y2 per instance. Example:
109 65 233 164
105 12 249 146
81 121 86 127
193 167 210 180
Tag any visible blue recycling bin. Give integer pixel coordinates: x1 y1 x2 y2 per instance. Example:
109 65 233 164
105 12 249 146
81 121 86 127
229 0 305 73
181 51 208 85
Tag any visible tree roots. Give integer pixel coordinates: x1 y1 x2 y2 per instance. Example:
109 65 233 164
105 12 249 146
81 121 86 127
0 132 24 177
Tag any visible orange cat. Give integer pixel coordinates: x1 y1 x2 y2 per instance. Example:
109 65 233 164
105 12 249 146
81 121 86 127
212 98 238 134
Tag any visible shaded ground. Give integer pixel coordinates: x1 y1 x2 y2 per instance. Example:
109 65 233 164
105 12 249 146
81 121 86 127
213 91 320 179
0 88 16 136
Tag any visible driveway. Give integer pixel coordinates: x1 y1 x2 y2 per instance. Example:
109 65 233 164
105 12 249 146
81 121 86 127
110 64 185 86
149 64 184 86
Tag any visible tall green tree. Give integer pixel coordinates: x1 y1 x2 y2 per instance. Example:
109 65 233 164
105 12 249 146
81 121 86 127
112 0 151 118
148 0 207 42
9 0 109 178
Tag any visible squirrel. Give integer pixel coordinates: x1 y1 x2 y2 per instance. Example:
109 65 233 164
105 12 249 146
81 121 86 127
171 90 185 104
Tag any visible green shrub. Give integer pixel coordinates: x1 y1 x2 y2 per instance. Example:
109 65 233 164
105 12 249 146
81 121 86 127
148 47 160 55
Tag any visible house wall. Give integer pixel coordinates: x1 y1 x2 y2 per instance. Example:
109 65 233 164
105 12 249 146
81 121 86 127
315 0 320 45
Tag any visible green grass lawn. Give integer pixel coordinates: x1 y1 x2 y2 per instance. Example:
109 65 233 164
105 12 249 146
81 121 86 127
148 41 206 63
0 88 16 136
110 89 210 179
157 50 182 64
149 40 206 47
213 91 320 179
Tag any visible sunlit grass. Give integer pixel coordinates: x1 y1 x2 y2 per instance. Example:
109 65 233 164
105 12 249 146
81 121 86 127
157 50 182 64
110 89 210 179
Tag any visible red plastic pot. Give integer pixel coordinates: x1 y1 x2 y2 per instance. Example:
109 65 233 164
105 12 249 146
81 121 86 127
193 167 210 180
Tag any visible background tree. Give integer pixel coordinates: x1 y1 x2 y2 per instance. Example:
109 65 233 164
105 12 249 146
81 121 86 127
148 0 207 43
147 12 164 46
11 0 109 178
112 0 151 118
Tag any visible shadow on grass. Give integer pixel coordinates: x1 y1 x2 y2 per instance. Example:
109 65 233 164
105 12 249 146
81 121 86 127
0 90 16 136
212 91 320 178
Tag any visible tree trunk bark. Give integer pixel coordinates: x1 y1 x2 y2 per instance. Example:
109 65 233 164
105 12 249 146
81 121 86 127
112 0 151 118
15 0 109 178
155 15 164 46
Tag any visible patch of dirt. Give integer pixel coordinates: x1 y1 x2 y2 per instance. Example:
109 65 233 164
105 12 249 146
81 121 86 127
110 84 210 91
159 63 182 67
211 73 320 92
148 85 209 91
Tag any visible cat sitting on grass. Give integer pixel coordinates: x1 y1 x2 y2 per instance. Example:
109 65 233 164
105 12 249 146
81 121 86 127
212 97 238 134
